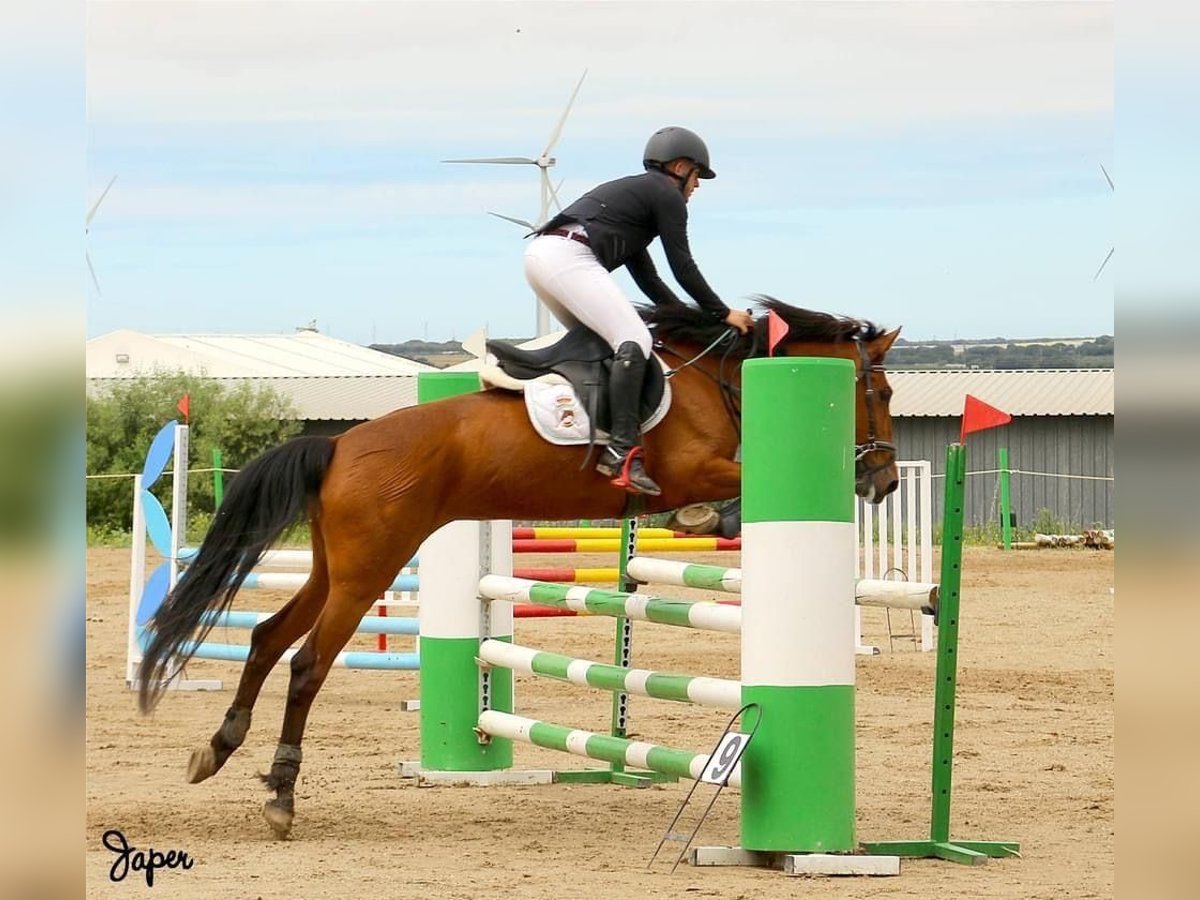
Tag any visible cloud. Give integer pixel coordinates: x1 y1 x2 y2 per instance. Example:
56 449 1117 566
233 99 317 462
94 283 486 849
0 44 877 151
88 1 1111 138
88 177 554 225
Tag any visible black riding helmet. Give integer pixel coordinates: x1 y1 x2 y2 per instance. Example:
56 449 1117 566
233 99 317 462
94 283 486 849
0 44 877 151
643 126 716 180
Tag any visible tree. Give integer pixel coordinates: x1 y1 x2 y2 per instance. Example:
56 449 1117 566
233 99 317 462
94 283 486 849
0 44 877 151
86 373 301 533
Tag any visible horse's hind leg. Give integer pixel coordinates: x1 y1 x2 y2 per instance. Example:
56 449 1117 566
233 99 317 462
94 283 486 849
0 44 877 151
260 576 392 839
186 575 328 784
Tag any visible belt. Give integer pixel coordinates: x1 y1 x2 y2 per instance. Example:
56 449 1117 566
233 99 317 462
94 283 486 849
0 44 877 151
545 228 590 247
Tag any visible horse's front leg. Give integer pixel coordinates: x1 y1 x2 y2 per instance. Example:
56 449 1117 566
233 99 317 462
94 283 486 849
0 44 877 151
704 456 741 498
665 455 741 508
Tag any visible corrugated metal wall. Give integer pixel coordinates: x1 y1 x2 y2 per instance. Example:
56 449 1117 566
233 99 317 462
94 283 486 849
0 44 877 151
894 416 1114 529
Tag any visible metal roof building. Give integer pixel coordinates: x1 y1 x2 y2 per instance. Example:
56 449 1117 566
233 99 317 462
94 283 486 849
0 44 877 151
86 329 434 427
886 369 1114 531
888 368 1113 417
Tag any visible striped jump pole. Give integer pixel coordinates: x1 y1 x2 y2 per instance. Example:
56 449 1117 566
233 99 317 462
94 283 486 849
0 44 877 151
176 639 419 671
479 576 741 633
415 372 514 775
737 357 861 858
235 571 420 593
512 566 620 583
512 536 741 553
626 557 938 614
178 547 408 568
202 610 420 635
627 557 744 593
479 640 742 710
477 711 742 789
511 526 680 539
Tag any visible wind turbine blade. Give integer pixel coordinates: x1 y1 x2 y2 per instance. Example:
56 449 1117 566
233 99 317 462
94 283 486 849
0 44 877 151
442 157 538 165
87 251 102 295
1093 247 1114 281
543 169 564 213
552 177 565 212
541 68 588 158
1100 163 1114 192
87 174 118 227
488 211 535 229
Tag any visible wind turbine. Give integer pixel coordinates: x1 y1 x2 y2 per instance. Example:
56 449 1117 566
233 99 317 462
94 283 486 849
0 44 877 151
443 69 588 336
86 174 118 295
1093 164 1114 281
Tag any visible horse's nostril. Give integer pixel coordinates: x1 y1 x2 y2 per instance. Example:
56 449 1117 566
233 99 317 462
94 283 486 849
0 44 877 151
884 477 899 497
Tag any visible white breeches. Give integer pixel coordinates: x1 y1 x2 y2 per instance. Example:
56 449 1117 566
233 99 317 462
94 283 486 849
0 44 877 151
523 232 653 356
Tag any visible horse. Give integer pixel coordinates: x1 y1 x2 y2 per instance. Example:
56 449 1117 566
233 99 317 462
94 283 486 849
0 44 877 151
137 296 900 839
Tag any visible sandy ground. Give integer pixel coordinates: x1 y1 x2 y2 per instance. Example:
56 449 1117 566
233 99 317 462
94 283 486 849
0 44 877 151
86 544 1113 899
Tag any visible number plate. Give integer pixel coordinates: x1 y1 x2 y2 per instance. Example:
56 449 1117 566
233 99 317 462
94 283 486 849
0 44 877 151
701 732 749 785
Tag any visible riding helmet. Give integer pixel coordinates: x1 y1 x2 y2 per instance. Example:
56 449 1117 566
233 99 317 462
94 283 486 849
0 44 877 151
643 126 715 179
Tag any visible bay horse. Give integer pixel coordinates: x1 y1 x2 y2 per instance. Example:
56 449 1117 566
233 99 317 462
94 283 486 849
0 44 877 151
138 296 900 839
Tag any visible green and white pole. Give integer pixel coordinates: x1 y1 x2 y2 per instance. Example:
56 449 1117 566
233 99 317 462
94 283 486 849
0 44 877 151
740 357 857 852
417 372 514 772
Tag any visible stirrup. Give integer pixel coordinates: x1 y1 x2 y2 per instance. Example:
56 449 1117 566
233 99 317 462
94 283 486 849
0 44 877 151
608 447 661 496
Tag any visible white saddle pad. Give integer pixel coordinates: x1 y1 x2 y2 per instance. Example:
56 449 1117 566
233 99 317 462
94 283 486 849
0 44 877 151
480 360 672 447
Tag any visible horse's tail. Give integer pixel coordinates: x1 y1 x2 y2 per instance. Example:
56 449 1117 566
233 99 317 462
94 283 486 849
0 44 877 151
137 435 336 713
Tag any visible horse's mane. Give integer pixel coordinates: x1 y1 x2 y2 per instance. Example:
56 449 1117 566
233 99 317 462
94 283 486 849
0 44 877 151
639 295 886 359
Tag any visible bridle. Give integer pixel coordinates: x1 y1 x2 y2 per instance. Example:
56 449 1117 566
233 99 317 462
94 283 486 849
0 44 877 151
851 334 897 479
657 323 897 478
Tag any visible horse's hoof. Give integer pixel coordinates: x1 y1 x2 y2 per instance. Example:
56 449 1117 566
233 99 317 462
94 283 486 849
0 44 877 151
263 799 294 839
186 746 219 784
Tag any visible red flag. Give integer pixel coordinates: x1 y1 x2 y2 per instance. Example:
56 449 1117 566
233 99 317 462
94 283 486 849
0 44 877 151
960 394 1011 441
177 393 190 423
766 309 788 357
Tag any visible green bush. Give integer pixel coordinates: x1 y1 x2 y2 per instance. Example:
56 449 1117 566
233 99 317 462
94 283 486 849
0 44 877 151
1030 507 1069 535
86 373 301 534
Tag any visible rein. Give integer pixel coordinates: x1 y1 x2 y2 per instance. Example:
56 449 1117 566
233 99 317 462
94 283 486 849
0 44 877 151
659 326 739 379
658 326 744 432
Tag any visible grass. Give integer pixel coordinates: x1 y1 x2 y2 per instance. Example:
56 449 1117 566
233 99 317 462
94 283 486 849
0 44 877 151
86 524 132 548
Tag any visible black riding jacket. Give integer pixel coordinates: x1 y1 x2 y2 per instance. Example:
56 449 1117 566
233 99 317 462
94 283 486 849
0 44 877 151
537 170 729 320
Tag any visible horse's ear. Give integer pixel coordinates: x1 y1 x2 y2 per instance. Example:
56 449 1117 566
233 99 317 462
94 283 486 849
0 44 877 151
873 327 901 358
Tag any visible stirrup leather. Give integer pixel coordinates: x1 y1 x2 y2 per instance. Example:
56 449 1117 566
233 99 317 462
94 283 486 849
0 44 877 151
595 446 624 478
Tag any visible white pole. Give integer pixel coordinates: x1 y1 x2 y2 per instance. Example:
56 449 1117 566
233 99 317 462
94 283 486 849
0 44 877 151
126 474 146 687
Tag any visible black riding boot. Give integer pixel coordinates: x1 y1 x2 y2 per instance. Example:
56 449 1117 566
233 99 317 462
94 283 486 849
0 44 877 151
596 341 662 496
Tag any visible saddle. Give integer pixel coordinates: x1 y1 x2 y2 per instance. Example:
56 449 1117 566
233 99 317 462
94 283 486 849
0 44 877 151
478 327 670 449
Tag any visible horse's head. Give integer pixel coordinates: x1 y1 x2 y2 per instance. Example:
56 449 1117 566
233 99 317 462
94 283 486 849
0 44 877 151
641 296 901 504
751 297 900 503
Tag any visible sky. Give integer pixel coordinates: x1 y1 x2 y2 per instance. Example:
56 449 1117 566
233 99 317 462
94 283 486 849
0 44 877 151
83 0 1114 344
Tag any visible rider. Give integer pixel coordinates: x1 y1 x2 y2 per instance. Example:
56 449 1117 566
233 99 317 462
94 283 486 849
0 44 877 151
524 125 753 496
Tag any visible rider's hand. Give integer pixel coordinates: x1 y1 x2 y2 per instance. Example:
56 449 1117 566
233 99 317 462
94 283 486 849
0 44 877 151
724 308 753 334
